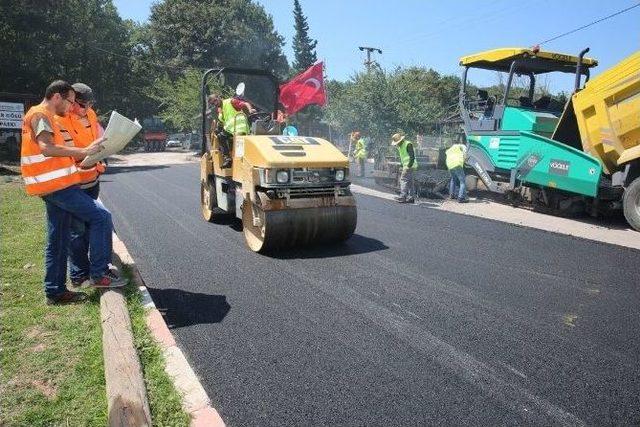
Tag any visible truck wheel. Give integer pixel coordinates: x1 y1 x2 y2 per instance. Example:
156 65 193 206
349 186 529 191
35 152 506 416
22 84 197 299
623 177 640 231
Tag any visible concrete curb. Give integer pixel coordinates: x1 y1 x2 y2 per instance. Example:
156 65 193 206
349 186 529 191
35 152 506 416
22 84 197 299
112 233 225 427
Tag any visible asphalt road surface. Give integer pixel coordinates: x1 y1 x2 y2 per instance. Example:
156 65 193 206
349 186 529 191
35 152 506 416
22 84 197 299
100 163 640 426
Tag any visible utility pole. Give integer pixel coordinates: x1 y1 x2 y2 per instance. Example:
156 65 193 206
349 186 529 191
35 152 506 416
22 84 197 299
358 46 382 70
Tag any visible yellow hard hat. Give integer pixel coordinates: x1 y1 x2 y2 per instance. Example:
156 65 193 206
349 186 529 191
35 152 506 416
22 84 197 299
391 133 405 145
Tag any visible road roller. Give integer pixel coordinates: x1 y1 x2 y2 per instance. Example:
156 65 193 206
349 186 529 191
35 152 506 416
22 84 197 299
199 68 357 252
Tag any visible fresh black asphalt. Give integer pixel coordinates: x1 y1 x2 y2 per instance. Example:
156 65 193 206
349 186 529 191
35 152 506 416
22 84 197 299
100 163 640 426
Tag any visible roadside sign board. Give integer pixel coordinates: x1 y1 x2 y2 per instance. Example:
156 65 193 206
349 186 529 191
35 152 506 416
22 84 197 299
0 102 24 129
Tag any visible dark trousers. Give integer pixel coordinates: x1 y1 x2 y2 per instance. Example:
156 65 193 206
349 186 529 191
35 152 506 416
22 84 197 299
216 130 232 157
42 186 113 297
69 182 100 281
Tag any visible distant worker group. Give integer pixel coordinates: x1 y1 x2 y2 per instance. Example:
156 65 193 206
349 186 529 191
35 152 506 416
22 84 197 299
350 130 470 205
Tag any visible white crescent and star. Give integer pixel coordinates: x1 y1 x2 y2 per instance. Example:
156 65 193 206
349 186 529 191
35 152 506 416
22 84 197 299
304 78 321 89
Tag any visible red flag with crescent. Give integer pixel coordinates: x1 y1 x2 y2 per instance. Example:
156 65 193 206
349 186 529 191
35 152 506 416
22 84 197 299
279 62 326 115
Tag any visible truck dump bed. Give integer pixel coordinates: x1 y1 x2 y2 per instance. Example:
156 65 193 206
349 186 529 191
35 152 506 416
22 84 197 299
572 51 640 174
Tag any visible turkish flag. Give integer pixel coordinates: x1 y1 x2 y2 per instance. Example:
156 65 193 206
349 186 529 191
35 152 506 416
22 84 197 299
279 62 326 115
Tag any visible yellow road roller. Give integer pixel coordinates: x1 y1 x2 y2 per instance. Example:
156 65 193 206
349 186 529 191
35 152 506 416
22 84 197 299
199 68 357 252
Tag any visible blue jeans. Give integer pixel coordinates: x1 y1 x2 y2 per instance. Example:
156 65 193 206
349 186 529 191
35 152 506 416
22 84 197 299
69 182 100 282
449 167 467 200
42 185 113 297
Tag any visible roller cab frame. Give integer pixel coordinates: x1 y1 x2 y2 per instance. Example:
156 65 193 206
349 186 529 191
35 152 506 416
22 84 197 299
199 68 357 252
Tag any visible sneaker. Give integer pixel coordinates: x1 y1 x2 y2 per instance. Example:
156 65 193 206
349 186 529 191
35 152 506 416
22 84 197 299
90 270 128 288
70 276 90 289
405 197 415 204
458 198 469 203
46 290 88 305
394 196 407 203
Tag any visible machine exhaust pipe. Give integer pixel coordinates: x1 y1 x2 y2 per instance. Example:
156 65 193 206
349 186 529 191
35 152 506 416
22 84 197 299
575 47 590 92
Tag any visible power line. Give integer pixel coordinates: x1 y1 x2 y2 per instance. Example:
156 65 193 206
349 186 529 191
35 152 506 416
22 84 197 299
538 2 640 45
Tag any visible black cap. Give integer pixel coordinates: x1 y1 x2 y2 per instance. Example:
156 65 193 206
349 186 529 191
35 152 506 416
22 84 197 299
71 83 95 103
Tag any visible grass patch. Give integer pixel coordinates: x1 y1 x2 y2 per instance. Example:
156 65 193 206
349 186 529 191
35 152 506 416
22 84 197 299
120 265 190 427
1 182 189 426
0 183 107 426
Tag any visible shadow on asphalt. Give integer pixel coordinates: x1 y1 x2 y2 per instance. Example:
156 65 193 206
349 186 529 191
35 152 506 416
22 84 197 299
105 165 171 174
209 214 243 232
148 287 231 329
268 234 388 260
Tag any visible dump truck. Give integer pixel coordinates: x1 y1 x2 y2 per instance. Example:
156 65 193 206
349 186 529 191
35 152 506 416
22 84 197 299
199 68 357 252
458 47 640 230
141 117 167 152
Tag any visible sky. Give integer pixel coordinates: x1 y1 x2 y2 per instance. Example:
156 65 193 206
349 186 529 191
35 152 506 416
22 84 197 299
113 0 639 91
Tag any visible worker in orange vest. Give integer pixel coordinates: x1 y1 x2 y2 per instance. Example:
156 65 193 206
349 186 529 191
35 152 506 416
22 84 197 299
20 80 126 305
54 83 107 288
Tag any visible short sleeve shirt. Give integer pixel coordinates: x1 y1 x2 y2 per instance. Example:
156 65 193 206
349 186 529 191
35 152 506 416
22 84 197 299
33 116 53 137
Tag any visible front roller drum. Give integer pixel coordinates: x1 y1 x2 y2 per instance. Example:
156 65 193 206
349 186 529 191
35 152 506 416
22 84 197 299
242 202 357 253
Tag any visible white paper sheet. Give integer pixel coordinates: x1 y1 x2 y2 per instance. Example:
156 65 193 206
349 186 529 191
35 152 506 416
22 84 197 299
80 111 142 167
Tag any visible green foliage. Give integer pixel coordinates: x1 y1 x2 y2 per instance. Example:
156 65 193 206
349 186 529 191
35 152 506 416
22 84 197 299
1 0 289 128
148 69 202 131
0 0 143 117
0 183 107 426
148 69 230 131
146 0 289 78
325 67 461 159
291 0 317 74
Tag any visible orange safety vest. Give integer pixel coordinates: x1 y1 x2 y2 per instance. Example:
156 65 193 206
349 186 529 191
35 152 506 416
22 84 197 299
55 107 105 187
20 103 80 196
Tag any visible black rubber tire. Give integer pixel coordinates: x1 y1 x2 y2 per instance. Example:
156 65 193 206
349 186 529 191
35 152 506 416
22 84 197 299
623 177 640 231
200 178 218 222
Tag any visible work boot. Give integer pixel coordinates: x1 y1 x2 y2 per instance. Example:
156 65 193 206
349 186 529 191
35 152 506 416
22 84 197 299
90 270 128 289
46 290 88 305
70 276 90 289
221 156 232 169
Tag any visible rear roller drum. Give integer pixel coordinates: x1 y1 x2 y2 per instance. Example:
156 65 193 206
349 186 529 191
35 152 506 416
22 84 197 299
242 201 357 253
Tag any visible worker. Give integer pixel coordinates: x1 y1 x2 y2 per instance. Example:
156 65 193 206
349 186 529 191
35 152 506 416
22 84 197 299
20 80 126 305
209 93 255 168
352 131 367 178
445 140 469 203
391 132 418 203
54 83 106 288
282 116 298 136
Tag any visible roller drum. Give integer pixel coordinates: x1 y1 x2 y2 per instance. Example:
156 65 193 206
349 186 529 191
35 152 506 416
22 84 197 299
243 203 357 252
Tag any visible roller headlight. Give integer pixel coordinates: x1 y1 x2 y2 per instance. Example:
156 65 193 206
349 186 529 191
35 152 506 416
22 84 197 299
276 170 289 184
335 169 345 181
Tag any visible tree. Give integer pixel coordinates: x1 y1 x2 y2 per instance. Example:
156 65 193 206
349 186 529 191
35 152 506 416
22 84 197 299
291 0 317 74
0 0 143 118
288 0 323 135
325 66 462 163
145 0 289 78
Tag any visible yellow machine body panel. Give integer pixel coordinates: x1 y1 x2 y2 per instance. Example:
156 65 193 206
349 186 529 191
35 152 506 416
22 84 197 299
237 135 349 169
572 51 640 173
459 47 597 72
